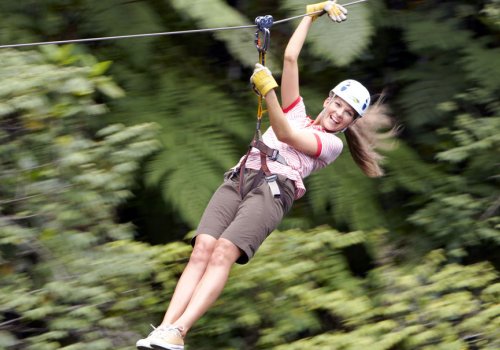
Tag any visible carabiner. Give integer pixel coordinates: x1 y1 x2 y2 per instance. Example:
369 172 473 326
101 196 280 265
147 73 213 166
254 15 273 53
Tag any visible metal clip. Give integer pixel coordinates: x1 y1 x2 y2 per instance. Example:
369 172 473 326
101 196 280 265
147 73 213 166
229 167 239 180
265 174 281 198
270 149 279 161
254 15 273 53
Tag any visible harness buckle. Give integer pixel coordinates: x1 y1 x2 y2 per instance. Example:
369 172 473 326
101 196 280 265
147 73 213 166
265 174 277 182
265 174 281 198
270 149 279 161
229 167 239 179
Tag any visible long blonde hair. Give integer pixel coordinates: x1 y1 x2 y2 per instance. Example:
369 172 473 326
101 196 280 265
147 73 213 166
344 95 397 177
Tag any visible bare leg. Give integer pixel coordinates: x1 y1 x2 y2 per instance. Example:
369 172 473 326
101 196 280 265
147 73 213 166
173 238 241 334
161 234 217 326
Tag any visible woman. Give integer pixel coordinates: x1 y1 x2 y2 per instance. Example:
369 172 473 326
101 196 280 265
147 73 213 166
137 1 391 349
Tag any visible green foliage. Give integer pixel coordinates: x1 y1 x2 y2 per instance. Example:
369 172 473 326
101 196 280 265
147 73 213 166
305 153 387 230
119 70 250 227
169 0 277 70
0 2 499 349
0 47 161 349
407 91 500 256
138 229 498 350
282 0 375 67
0 0 391 238
481 0 500 29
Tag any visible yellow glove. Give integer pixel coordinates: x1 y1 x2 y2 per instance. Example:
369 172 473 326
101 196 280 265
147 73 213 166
306 0 348 23
250 63 278 97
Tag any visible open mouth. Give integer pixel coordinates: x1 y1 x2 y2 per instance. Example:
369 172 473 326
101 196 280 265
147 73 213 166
329 115 340 124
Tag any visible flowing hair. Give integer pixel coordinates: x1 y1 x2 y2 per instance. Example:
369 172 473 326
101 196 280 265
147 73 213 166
344 94 397 177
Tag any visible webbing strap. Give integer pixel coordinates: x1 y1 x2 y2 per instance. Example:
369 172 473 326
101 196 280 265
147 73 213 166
260 151 271 175
237 15 282 199
252 139 288 166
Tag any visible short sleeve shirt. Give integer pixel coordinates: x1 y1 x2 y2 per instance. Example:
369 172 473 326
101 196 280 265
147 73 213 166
235 97 343 199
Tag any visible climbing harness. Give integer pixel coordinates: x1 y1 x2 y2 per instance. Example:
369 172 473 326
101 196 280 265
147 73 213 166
232 15 288 201
0 0 368 49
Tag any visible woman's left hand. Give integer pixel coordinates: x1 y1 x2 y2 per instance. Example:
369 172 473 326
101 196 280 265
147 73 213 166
306 0 348 23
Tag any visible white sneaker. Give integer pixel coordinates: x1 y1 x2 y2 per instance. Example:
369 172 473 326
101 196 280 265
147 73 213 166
136 325 170 350
136 336 153 350
149 325 184 350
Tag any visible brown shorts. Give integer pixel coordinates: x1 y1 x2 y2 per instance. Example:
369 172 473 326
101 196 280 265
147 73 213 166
192 168 295 264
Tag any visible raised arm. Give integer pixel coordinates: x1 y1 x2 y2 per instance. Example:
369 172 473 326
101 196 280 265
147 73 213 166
249 2 348 156
281 1 348 108
281 16 313 109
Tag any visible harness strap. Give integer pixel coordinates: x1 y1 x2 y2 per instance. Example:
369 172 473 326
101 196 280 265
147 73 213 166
236 167 283 200
237 147 252 197
234 148 284 199
252 139 288 166
236 14 285 201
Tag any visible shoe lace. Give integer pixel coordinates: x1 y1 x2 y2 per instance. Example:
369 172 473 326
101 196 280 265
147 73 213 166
165 325 185 338
148 324 184 338
148 324 168 337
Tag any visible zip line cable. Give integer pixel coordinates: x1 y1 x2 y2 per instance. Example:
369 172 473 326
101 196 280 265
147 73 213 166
0 0 368 49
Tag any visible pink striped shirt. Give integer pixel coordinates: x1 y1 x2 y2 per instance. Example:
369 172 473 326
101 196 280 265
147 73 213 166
235 97 343 199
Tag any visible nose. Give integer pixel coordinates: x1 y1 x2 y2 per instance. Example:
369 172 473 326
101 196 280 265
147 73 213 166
331 106 345 120
337 108 345 119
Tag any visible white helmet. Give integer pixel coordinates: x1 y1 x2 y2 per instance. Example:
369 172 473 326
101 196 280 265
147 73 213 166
330 79 371 117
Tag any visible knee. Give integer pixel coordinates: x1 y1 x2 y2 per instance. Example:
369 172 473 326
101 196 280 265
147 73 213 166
208 240 241 267
189 236 216 265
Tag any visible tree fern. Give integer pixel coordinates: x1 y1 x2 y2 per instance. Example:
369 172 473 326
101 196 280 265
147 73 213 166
399 12 471 52
83 0 163 67
117 69 250 227
387 3 497 135
282 0 374 67
306 153 387 230
462 43 500 93
481 0 500 29
169 0 281 71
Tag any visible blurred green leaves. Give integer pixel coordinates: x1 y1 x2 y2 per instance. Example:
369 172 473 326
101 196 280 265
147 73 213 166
187 230 499 350
0 47 161 349
0 1 499 349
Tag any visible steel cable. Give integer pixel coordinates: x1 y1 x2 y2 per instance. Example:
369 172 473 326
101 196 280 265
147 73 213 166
0 0 368 49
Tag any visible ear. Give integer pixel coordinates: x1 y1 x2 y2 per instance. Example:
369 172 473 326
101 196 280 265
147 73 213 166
323 96 333 108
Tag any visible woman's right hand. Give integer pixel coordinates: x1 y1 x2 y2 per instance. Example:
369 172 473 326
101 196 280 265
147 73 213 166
250 63 278 97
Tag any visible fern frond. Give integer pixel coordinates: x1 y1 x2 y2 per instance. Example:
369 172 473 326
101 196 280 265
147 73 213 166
401 14 471 52
306 153 386 231
169 0 281 71
396 59 467 130
120 68 250 227
383 143 448 194
462 44 500 92
282 0 374 66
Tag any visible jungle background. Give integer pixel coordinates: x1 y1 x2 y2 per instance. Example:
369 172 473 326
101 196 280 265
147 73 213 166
0 0 499 349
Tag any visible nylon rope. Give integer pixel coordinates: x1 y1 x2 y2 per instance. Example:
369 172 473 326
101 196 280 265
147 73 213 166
0 0 368 49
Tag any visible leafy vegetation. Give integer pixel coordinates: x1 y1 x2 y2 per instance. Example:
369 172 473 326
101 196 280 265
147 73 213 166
0 0 498 349
0 47 161 349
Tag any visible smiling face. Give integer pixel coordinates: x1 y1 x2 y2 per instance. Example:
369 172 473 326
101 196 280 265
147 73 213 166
316 95 357 133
